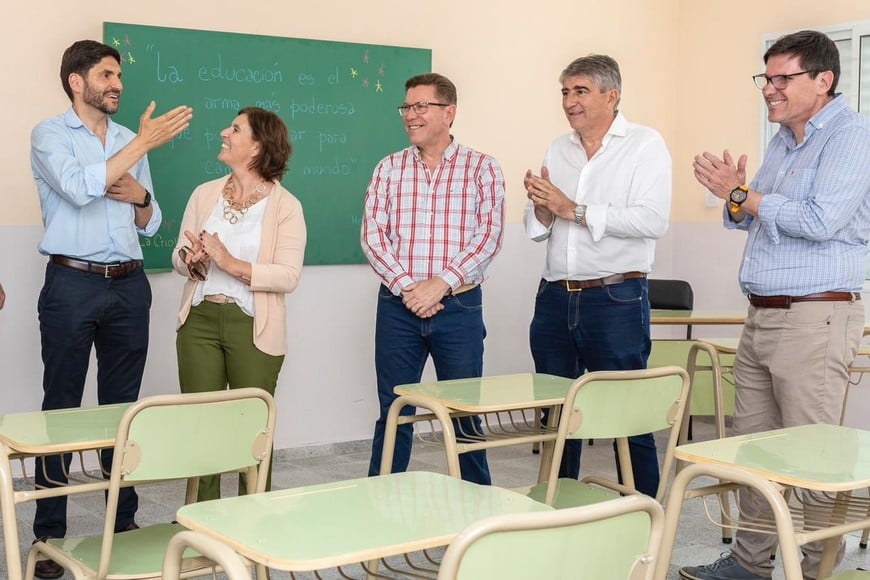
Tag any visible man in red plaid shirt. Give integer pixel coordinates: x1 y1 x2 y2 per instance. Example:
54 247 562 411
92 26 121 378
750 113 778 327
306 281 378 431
361 73 505 484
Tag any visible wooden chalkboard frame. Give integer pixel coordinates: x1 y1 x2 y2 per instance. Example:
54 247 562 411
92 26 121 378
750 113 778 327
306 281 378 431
103 22 431 270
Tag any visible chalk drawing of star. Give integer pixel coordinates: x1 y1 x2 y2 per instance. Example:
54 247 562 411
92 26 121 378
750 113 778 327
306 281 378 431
378 64 385 76
124 34 132 47
375 80 383 92
362 78 369 88
362 50 369 64
350 68 358 78
127 53 135 64
112 38 121 47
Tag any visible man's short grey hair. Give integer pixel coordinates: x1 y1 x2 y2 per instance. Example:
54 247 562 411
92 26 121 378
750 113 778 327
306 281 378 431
560 54 622 106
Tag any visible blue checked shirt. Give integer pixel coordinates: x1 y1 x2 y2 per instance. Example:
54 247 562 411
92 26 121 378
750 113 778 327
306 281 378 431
31 108 162 262
728 95 870 295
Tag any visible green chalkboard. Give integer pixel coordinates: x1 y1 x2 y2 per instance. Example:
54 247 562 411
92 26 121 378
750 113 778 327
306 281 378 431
102 22 431 269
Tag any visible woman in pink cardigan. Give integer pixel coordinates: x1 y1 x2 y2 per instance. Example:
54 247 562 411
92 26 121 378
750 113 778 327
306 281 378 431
172 107 306 501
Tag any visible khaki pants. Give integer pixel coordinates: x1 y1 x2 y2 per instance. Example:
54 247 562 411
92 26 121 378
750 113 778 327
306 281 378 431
731 300 864 578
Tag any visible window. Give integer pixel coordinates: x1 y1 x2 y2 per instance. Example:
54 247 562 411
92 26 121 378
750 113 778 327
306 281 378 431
760 23 870 280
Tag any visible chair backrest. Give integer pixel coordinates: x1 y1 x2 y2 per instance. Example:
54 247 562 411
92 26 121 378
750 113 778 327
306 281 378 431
648 279 693 310
162 530 252 580
548 366 690 502
437 494 665 580
647 340 735 417
98 388 276 578
118 389 275 482
648 279 694 338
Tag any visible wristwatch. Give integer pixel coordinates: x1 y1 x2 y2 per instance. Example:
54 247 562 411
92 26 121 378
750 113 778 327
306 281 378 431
728 185 748 213
573 204 587 226
134 190 152 208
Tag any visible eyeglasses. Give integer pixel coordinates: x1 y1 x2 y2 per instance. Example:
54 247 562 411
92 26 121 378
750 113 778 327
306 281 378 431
397 101 450 116
752 70 816 90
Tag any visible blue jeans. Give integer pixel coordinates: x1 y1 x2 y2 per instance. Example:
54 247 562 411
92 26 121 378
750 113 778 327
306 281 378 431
368 285 491 485
34 262 147 537
529 278 659 497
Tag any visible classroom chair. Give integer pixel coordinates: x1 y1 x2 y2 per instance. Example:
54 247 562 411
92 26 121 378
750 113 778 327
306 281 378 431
523 366 690 508
437 494 665 580
647 339 737 545
653 461 870 580
648 278 694 338
25 388 276 580
162 530 252 580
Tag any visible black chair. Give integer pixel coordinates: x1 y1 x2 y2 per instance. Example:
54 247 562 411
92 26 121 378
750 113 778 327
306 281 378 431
648 279 694 338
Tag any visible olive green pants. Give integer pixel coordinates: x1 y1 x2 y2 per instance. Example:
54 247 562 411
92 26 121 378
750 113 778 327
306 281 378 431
177 301 284 501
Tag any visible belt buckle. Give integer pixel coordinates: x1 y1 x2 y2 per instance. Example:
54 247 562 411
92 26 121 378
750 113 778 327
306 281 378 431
103 264 112 278
566 280 583 292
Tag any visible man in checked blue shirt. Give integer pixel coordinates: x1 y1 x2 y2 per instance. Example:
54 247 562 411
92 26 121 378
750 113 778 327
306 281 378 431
682 30 870 580
29 39 191 579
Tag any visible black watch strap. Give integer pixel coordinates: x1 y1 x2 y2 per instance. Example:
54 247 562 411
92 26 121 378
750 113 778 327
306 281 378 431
134 190 152 208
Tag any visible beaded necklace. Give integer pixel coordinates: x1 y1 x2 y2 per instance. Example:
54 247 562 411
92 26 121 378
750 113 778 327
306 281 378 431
222 176 266 224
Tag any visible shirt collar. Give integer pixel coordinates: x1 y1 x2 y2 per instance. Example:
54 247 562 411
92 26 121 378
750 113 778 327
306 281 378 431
412 135 458 162
63 107 120 139
778 93 846 146
568 111 626 149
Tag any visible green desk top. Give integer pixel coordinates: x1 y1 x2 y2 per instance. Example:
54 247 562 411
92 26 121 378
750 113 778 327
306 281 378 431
176 471 551 571
0 403 129 454
675 424 870 491
393 373 573 413
650 310 747 324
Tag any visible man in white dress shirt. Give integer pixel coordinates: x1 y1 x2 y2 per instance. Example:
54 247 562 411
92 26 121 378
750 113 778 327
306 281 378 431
523 54 672 496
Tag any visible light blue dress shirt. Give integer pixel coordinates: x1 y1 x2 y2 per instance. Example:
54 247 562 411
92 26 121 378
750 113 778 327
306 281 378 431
728 95 870 296
31 107 162 262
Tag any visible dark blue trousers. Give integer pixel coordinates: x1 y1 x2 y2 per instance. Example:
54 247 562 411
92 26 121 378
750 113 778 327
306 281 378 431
529 278 659 497
34 261 149 538
367 285 491 485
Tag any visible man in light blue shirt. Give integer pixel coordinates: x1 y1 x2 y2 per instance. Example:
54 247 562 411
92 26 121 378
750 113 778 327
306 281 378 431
29 39 191 579
682 30 870 580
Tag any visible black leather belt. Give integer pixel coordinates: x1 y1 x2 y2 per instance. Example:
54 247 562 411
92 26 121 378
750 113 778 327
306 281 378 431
552 272 647 292
50 255 143 279
748 292 861 309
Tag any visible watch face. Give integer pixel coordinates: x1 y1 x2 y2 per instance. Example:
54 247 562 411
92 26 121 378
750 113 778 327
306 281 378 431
730 187 748 204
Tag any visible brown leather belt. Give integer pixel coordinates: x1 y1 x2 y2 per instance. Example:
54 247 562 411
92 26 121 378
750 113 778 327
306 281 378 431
748 292 861 309
50 255 142 279
552 272 647 292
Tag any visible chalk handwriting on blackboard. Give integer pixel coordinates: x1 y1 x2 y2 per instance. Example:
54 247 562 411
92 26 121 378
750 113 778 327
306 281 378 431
105 22 431 267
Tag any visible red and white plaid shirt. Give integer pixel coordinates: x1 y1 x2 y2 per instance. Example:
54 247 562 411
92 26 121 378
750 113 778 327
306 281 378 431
362 140 505 294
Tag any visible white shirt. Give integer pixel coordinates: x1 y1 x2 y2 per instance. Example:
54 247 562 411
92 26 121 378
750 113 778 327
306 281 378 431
194 197 267 316
523 112 671 280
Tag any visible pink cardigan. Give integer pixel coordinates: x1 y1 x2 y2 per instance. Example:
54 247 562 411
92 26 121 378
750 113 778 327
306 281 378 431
172 176 306 356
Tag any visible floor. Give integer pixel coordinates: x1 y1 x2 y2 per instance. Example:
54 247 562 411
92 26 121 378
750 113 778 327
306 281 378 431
2 418 868 579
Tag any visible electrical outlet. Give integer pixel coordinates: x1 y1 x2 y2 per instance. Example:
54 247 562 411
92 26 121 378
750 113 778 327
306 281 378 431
705 190 720 208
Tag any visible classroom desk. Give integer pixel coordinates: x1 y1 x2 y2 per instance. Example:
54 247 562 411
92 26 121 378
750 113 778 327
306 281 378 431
175 471 552 575
0 403 130 580
381 373 573 481
650 309 747 325
655 424 870 580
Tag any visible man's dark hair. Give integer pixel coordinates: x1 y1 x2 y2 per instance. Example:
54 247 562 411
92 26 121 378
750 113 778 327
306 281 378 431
60 40 122 102
405 73 458 105
764 30 840 96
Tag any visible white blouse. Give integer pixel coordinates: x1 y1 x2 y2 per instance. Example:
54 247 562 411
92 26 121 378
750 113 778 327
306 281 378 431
193 196 267 316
